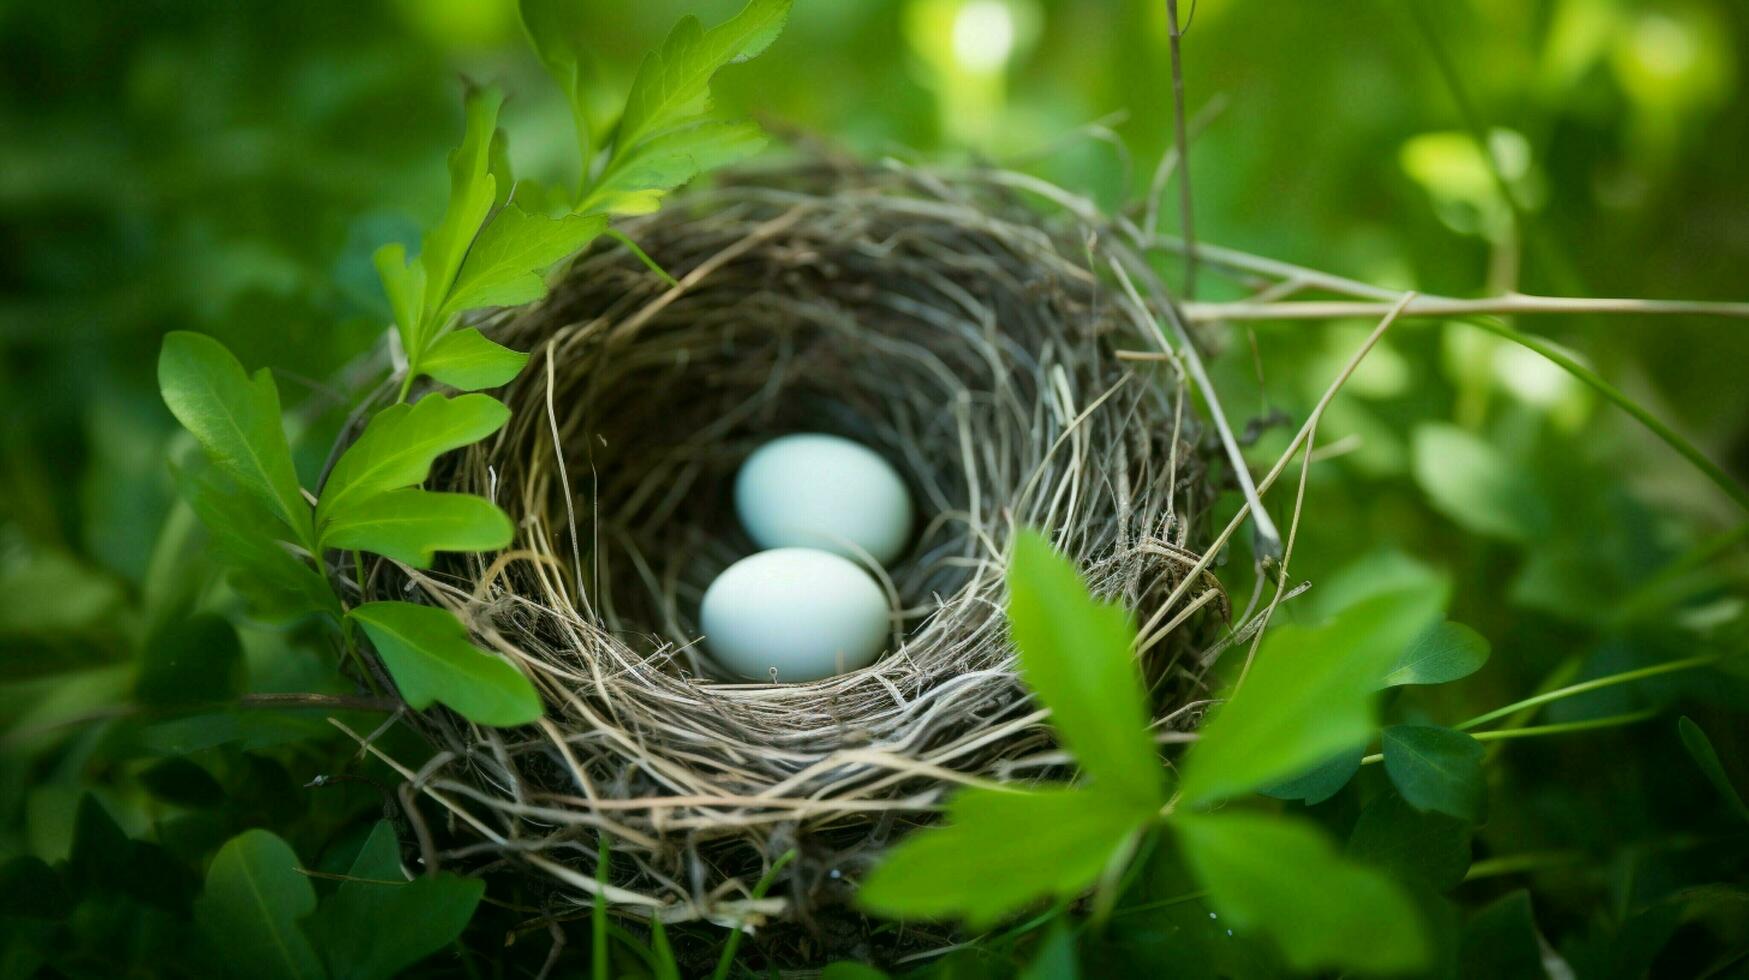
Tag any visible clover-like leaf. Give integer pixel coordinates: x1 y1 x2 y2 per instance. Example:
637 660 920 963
1383 620 1491 687
1381 724 1487 821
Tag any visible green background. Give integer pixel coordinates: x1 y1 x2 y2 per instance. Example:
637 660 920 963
3 0 1747 975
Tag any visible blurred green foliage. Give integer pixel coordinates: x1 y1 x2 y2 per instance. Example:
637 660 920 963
3 0 1748 975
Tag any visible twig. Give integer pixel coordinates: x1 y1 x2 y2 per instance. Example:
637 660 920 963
1181 295 1749 322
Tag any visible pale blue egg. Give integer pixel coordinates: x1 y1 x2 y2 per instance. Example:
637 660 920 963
700 548 890 682
734 434 913 566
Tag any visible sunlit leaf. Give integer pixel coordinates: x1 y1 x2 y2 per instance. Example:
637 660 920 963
158 331 312 547
581 120 766 215
1383 621 1491 687
350 601 541 726
304 821 486 980
859 785 1148 928
316 393 510 531
612 0 790 153
417 84 501 329
1007 529 1162 807
322 488 512 568
419 328 529 392
1179 585 1447 805
1381 725 1487 821
442 207 606 314
194 830 324 980
1173 811 1429 975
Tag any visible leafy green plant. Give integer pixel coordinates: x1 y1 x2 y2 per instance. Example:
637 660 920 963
155 0 793 729
860 530 1447 973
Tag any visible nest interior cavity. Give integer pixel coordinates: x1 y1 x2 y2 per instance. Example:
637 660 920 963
363 160 1229 937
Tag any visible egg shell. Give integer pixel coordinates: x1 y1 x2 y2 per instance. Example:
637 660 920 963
734 433 914 566
700 548 891 682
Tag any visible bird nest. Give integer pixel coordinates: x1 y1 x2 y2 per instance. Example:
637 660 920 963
351 159 1231 943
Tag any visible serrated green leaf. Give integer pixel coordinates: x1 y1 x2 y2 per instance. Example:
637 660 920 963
304 821 485 980
1381 725 1487 821
194 830 323 980
442 206 605 314
158 332 312 548
1347 791 1472 891
350 601 541 726
374 242 426 359
1007 530 1162 808
316 393 510 531
613 0 790 154
1413 423 1550 542
581 119 766 215
322 489 512 568
1383 620 1491 687
419 328 530 391
859 786 1148 928
519 0 596 175
1173 811 1429 975
136 613 244 707
1678 716 1749 823
418 85 501 330
1179 584 1447 805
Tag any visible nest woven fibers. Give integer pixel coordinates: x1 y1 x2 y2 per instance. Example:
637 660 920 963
349 158 1234 940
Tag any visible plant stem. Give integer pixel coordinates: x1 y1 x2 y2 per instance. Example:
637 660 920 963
1179 295 1749 322
711 849 796 980
1457 654 1724 731
1470 708 1662 742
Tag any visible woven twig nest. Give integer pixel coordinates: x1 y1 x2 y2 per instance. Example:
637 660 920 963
357 159 1230 940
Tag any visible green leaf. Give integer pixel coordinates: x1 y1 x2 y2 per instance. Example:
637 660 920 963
519 0 596 169
135 613 244 707
1019 921 1080 980
1413 422 1549 542
1173 811 1429 975
1347 791 1472 891
1006 529 1162 808
1178 585 1446 805
1458 891 1547 979
194 830 324 980
613 0 791 154
1381 725 1487 821
304 821 486 980
322 489 513 568
350 601 542 726
820 965 890 980
417 84 502 331
158 332 312 547
177 457 336 620
442 206 606 315
374 242 426 358
316 392 510 531
1678 716 1749 823
1383 620 1491 687
859 786 1148 928
1259 746 1364 805
581 119 766 215
419 328 529 391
